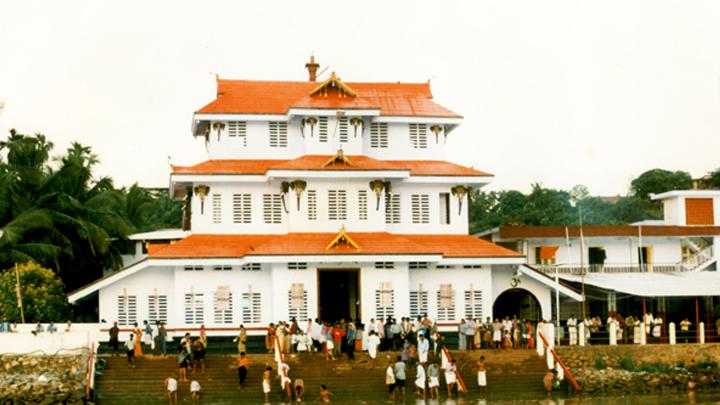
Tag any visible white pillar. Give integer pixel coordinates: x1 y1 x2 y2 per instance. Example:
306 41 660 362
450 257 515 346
669 322 676 345
578 323 585 347
609 322 617 346
544 322 555 349
700 322 705 344
640 322 647 345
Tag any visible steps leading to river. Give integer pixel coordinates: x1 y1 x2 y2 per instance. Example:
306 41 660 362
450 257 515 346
94 349 550 403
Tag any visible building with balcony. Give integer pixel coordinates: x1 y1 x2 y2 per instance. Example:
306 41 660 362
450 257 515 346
480 190 720 332
69 58 582 334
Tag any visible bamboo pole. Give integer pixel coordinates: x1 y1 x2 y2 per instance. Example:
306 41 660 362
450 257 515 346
15 264 25 324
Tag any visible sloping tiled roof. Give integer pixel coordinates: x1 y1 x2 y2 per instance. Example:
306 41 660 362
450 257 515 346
172 156 492 177
196 80 461 118
148 233 522 259
498 225 720 239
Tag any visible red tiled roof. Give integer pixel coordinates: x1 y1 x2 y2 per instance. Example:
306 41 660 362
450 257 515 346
148 233 521 259
172 156 492 177
196 80 461 118
498 225 720 239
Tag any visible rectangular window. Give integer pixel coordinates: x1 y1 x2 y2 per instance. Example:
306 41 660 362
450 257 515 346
436 264 455 269
269 121 288 148
307 190 317 221
685 198 715 225
227 121 247 146
183 265 204 271
338 117 349 143
374 262 394 269
370 123 388 148
409 123 428 149
464 289 483 320
436 284 455 321
327 190 347 221
117 295 137 326
263 194 282 224
214 287 233 324
318 117 328 143
241 263 261 271
409 262 429 270
241 291 262 324
439 192 450 225
385 193 400 224
212 265 232 271
375 282 395 320
184 293 205 324
358 190 368 220
411 194 430 224
148 294 168 324
232 193 252 224
409 289 428 319
212 194 222 224
288 283 308 321
287 262 308 270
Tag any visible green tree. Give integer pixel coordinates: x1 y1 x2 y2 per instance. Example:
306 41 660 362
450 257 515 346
630 169 692 200
706 167 720 189
521 184 574 225
0 262 70 322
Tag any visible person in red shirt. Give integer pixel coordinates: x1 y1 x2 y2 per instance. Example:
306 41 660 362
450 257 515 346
331 324 345 357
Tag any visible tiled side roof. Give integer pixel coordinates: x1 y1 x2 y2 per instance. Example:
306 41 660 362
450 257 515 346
498 225 720 239
196 80 461 118
148 233 522 259
172 156 492 177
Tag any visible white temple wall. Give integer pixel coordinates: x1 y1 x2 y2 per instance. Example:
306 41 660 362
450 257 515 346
269 263 319 323
99 266 175 326
360 264 410 326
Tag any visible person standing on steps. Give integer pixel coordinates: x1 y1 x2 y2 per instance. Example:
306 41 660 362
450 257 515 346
178 346 190 382
190 379 201 403
235 351 250 390
476 355 487 394
142 320 153 351
394 355 407 397
427 360 440 400
164 374 178 405
367 330 380 369
235 324 247 354
133 322 143 357
414 362 426 399
158 322 168 356
125 333 136 368
262 366 272 403
444 358 457 398
109 322 120 357
417 333 429 364
385 361 396 400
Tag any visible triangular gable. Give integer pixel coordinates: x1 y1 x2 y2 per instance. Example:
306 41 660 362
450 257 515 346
321 149 354 168
325 226 361 251
310 72 357 97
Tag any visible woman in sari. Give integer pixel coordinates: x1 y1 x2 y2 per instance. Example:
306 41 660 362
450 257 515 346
265 323 276 353
133 322 143 357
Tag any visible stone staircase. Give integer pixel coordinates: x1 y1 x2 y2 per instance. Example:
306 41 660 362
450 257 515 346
93 349 550 403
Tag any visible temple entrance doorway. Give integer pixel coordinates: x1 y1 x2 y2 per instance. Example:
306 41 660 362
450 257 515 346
493 288 542 321
317 269 360 322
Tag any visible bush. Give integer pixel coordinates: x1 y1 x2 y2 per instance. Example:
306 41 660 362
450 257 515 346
0 262 70 322
595 356 607 370
693 361 718 370
618 356 635 371
635 363 673 373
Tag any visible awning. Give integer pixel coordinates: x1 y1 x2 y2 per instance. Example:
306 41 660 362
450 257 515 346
519 265 584 301
558 271 720 297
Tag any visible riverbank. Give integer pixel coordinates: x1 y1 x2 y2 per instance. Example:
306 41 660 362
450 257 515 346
557 343 720 395
0 350 88 404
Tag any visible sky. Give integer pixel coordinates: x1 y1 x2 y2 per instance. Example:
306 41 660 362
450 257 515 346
1 1 719 196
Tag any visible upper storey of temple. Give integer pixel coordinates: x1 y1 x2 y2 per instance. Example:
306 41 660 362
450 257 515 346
191 57 463 161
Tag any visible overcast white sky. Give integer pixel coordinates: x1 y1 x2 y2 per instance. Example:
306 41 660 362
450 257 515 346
1 1 719 195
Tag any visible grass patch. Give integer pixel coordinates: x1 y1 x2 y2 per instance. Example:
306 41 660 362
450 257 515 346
618 356 635 371
595 356 607 370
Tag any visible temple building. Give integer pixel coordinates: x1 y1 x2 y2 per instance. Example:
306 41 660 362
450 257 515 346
69 57 581 334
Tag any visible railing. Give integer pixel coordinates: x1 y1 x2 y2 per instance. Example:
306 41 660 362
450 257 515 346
273 335 293 398
85 342 96 401
681 245 715 271
537 332 580 392
538 263 689 275
434 331 467 394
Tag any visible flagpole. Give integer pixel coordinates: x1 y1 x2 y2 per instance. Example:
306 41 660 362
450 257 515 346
15 264 25 324
579 206 586 321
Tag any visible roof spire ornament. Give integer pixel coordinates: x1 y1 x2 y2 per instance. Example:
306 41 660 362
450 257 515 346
325 226 361 251
322 149 354 168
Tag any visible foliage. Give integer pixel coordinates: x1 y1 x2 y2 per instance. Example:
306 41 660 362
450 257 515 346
618 356 635 371
0 262 69 322
635 363 673 373
0 130 182 292
630 168 692 200
595 356 607 370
